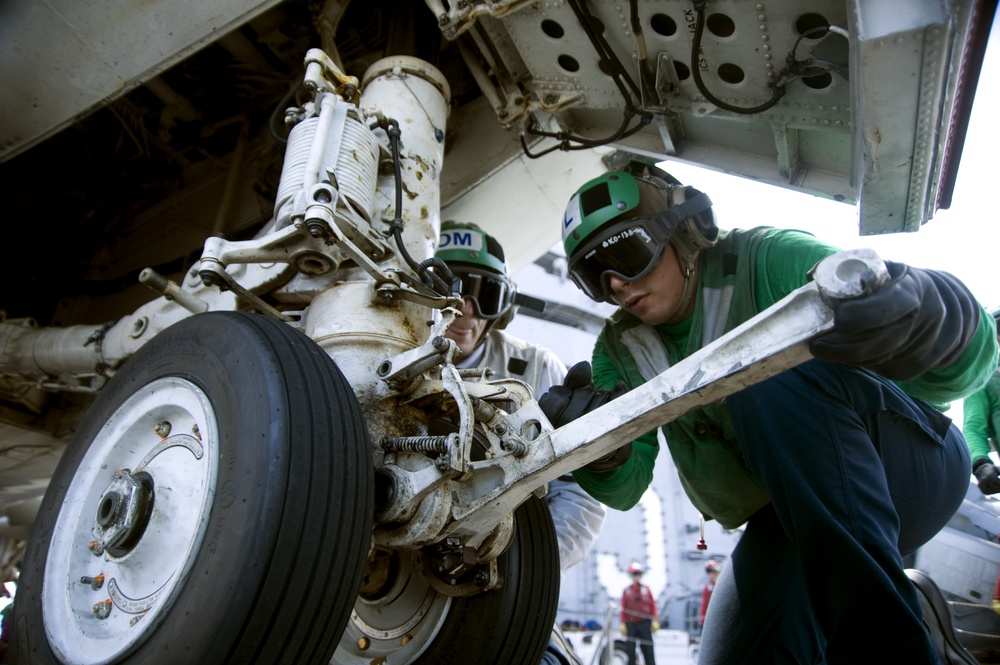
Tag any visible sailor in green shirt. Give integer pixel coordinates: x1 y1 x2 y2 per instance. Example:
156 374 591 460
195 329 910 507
539 163 997 665
963 310 1000 494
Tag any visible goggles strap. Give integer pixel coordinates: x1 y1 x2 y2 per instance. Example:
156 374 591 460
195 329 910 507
659 190 712 227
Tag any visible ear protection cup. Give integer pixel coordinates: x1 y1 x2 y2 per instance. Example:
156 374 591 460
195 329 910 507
671 186 719 252
490 281 523 330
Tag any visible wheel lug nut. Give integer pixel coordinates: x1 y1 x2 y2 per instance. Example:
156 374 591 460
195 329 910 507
88 541 105 557
92 599 113 619
80 573 105 590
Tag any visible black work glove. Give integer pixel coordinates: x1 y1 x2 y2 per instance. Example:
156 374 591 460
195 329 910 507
974 458 1000 495
808 262 980 381
539 361 631 471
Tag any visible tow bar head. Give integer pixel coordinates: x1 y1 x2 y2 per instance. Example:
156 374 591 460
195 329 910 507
810 248 890 303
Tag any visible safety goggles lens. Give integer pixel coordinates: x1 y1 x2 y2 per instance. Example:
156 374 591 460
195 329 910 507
450 268 511 319
567 219 668 301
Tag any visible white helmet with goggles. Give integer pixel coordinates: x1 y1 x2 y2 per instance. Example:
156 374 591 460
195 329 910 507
436 222 518 330
562 163 718 308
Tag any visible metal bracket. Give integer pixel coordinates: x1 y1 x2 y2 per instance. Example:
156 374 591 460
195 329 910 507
198 258 294 322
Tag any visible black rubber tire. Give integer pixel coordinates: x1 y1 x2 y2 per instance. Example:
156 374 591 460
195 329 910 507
412 494 560 665
13 312 374 665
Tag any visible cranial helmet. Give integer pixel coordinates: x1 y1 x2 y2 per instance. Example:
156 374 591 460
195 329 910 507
436 221 518 330
561 162 718 306
627 562 644 575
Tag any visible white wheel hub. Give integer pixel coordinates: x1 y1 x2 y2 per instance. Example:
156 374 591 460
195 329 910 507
43 377 219 665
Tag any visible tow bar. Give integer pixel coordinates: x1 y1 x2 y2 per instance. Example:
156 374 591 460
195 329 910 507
439 248 890 539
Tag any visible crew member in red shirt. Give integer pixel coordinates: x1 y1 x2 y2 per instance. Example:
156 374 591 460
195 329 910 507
620 562 659 665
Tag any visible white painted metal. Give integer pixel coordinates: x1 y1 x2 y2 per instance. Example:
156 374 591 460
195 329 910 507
42 378 218 664
333 552 454 663
434 0 981 233
0 0 284 163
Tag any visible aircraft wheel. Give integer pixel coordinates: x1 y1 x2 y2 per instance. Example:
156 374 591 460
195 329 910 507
13 312 374 665
600 640 631 665
332 494 559 664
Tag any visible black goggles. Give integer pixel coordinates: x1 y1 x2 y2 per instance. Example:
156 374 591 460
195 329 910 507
448 267 514 319
567 215 675 302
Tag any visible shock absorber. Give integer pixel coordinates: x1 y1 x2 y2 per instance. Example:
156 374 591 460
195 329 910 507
273 95 380 232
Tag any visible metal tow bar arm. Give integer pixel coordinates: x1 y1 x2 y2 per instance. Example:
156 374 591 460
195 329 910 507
442 249 890 539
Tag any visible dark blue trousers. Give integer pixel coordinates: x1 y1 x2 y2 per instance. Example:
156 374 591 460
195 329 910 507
625 619 656 665
699 360 970 664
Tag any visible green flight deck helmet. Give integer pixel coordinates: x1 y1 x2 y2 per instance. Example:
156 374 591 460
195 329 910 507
436 222 518 330
561 162 718 314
